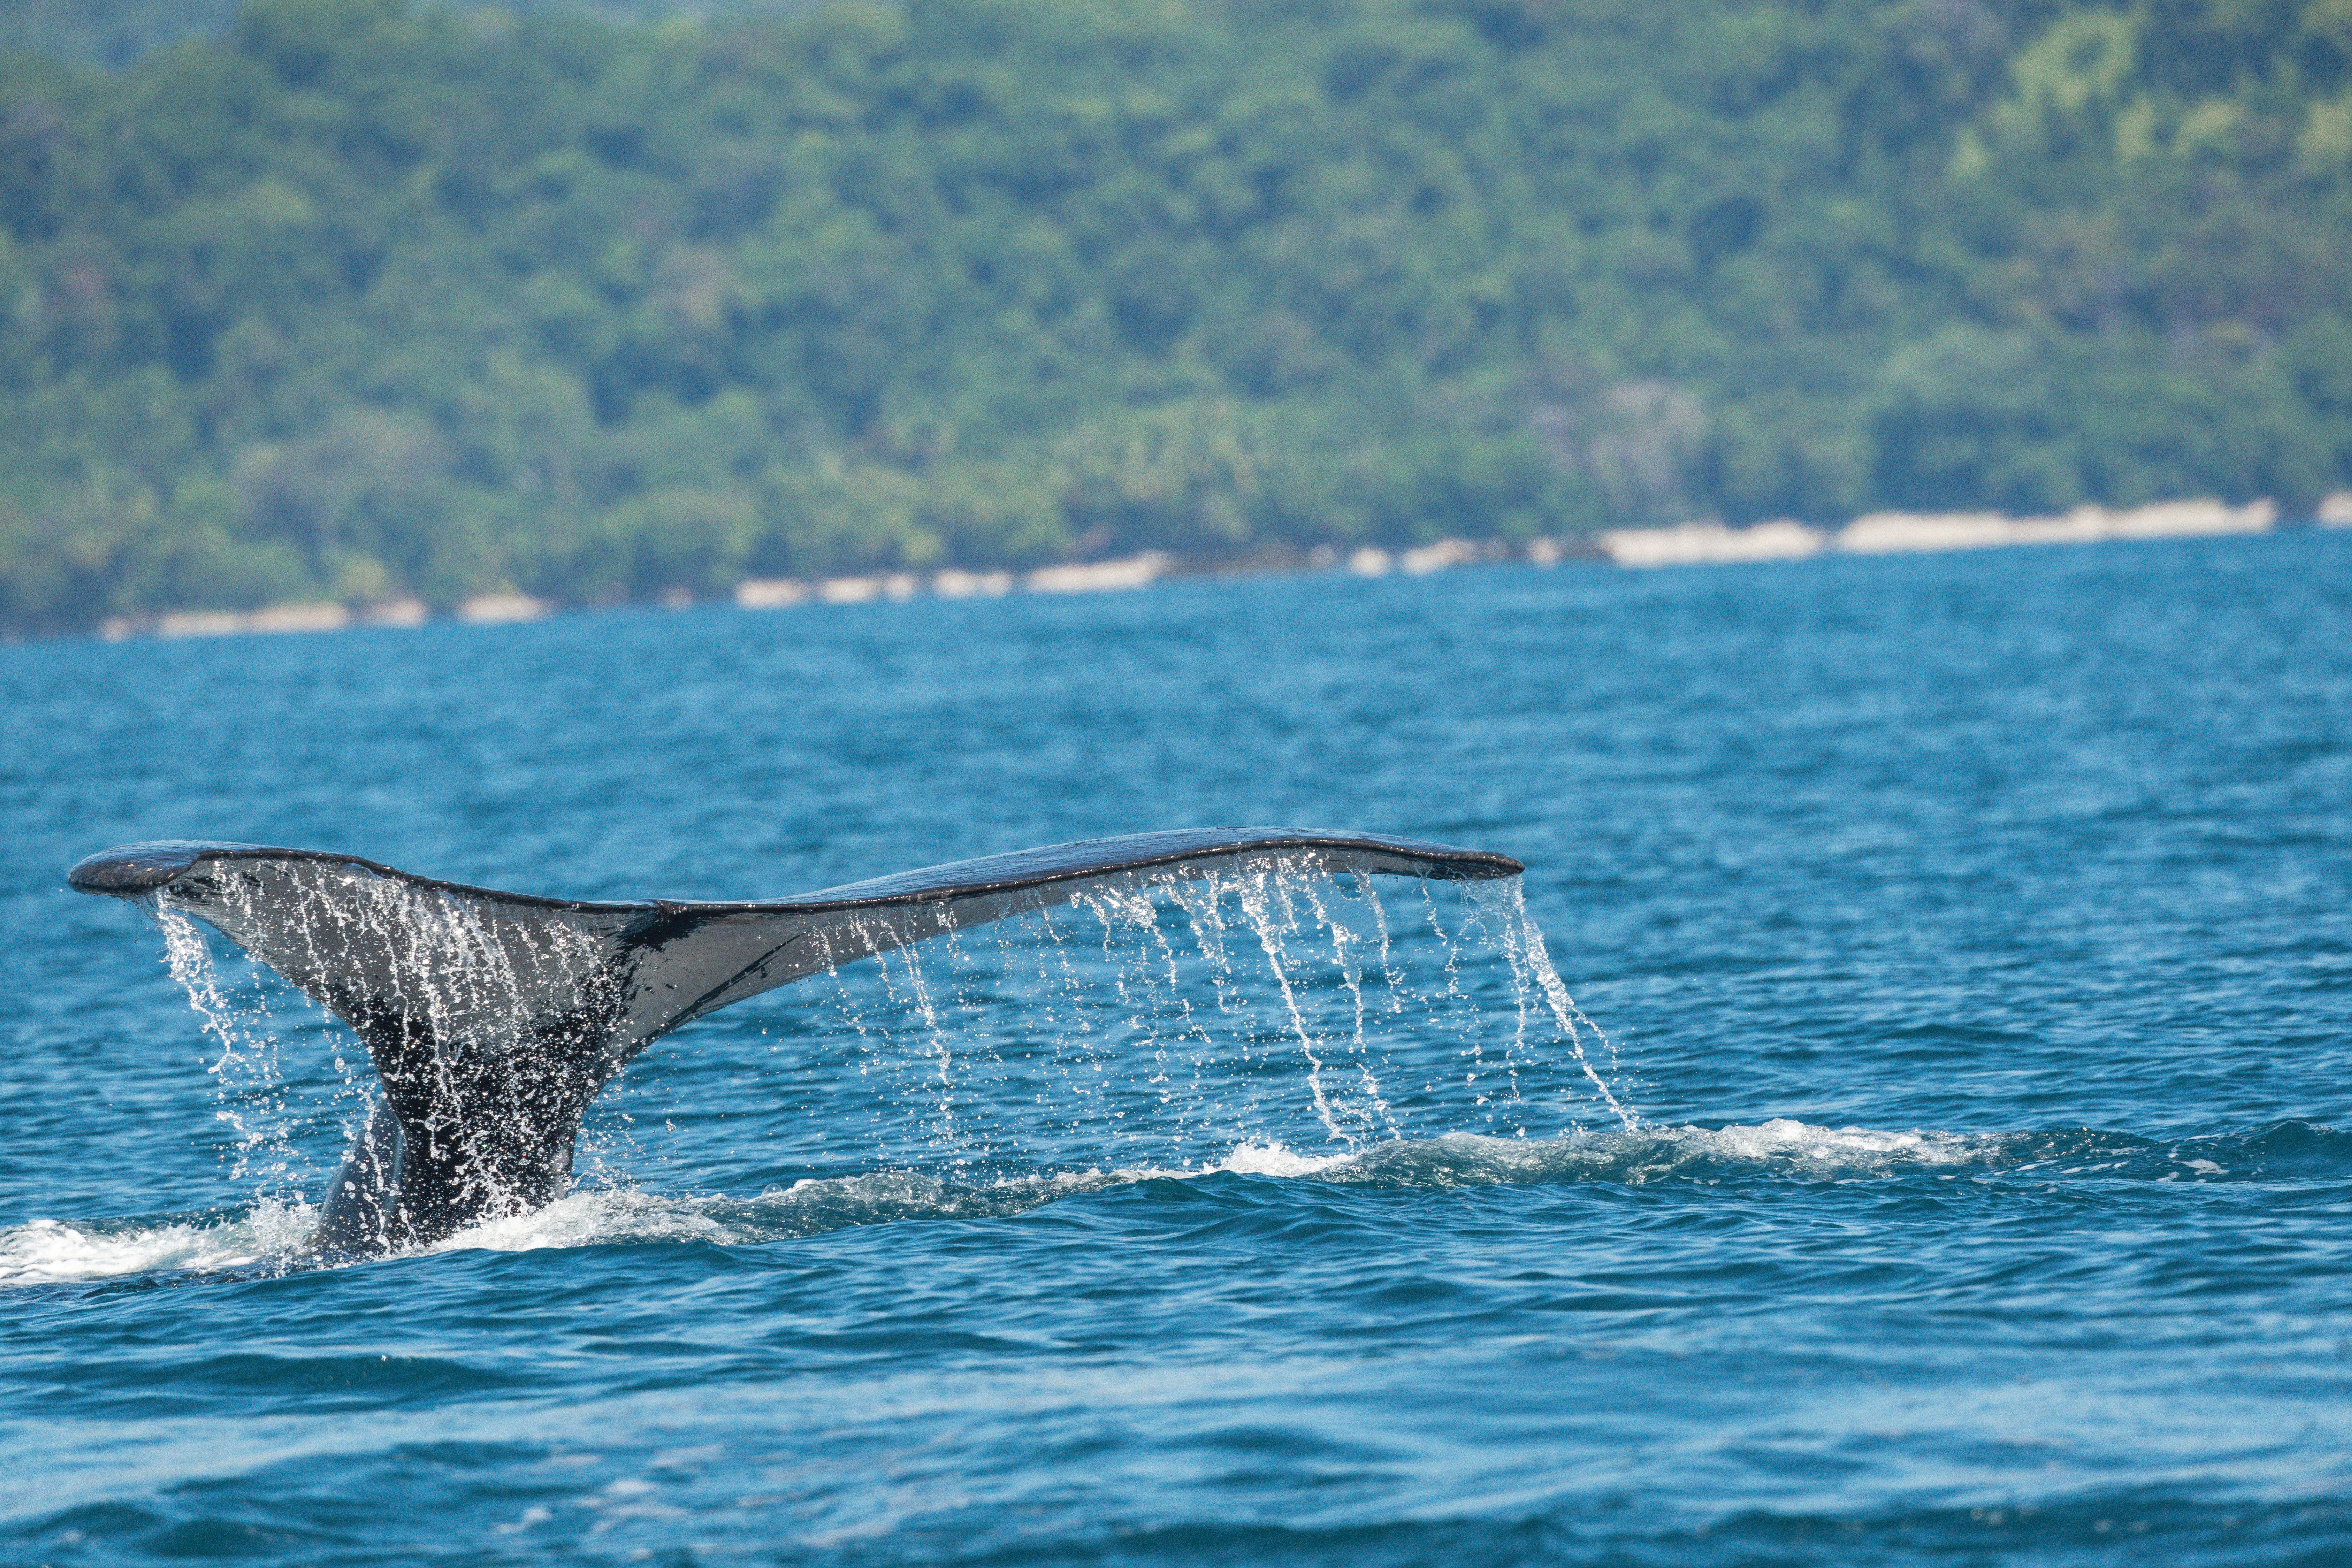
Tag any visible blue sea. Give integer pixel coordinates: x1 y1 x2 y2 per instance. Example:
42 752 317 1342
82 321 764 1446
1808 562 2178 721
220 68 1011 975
4 532 2349 1566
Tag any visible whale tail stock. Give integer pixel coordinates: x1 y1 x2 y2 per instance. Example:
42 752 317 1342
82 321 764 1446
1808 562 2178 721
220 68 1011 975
68 829 1522 1254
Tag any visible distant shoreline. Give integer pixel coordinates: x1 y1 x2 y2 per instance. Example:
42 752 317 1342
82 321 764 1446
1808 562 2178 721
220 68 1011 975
80 490 2352 644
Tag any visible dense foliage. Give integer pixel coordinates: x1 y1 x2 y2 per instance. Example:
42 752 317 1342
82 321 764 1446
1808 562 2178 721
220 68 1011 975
1 0 2348 629
0 0 809 71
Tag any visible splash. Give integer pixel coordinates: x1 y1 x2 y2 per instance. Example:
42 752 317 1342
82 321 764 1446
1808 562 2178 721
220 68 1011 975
153 859 621 1223
773 859 1639 1175
117 853 1641 1259
1461 876 1634 1127
156 903 307 1197
0 1199 320 1286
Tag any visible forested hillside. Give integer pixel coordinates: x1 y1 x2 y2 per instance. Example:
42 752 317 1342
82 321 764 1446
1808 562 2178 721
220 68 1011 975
0 0 811 70
1 0 2348 630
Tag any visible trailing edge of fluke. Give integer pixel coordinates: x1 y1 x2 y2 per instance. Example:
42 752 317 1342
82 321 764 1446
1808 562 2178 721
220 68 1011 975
69 828 1522 1257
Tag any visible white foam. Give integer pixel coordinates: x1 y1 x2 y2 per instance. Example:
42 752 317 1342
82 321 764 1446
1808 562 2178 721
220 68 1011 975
0 1200 318 1285
1277 1119 2001 1187
422 1186 741 1255
1675 1117 1987 1166
427 1167 1144 1255
1209 1141 1354 1177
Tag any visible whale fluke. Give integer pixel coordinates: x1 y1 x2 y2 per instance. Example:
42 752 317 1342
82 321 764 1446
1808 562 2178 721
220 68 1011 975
69 829 1521 1254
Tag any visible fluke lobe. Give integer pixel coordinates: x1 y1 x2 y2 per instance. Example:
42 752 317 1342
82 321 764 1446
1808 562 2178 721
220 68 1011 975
69 829 1522 1257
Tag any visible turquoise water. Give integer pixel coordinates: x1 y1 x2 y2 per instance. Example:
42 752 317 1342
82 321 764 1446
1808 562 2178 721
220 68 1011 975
4 533 2349 1565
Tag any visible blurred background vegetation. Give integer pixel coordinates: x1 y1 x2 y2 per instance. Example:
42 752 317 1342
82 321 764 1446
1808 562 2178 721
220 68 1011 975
0 0 2347 630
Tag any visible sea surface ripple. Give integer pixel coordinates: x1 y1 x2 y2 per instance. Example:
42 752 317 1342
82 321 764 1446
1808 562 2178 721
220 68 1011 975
3 532 2348 1565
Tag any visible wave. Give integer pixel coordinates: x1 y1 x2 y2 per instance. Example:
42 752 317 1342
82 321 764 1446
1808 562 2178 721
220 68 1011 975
6 1118 2342 1286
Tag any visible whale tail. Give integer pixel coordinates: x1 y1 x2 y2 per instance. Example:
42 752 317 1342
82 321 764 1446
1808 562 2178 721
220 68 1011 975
69 830 1521 1253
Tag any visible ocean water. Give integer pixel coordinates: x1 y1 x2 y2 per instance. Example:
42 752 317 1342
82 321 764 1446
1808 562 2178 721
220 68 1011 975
3 531 2348 1566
